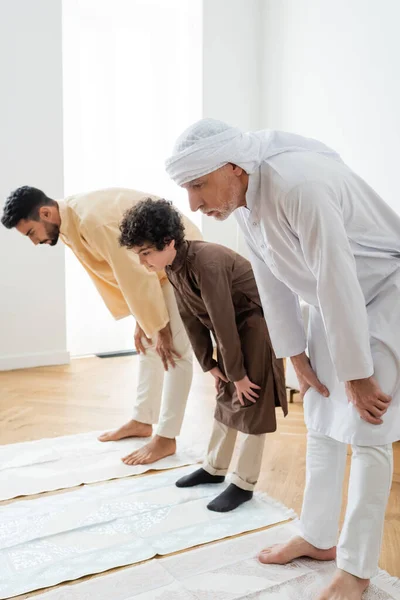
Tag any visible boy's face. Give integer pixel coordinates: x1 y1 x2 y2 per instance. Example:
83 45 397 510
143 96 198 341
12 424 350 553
134 240 176 271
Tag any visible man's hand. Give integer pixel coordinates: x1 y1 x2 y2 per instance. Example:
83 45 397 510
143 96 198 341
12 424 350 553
134 323 152 354
345 376 391 425
291 352 329 400
234 375 261 406
209 366 228 392
156 323 182 371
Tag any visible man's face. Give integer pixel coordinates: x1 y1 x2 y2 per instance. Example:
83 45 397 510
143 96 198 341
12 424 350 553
134 241 176 271
182 164 248 221
16 218 60 246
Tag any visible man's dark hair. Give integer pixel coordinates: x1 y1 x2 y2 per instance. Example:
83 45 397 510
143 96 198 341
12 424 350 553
119 198 185 251
1 186 55 229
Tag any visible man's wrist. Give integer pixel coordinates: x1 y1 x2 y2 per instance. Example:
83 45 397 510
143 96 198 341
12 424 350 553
157 322 171 336
346 376 372 385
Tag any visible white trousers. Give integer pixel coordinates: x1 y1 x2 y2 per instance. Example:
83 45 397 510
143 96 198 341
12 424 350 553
299 430 393 579
203 420 266 491
132 282 193 439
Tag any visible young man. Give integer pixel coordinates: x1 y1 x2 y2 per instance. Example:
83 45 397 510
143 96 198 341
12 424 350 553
1 186 201 465
165 118 399 600
119 197 287 512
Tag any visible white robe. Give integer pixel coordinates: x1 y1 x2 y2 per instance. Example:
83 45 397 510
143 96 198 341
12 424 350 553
235 150 400 445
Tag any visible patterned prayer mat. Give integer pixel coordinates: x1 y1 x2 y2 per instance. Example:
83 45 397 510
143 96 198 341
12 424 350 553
25 523 400 600
0 431 203 501
0 466 295 598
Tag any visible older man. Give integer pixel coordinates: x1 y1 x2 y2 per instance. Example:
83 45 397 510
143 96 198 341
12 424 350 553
165 119 399 600
1 186 201 465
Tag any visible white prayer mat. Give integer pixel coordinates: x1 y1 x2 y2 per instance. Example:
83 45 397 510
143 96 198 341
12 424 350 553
27 523 400 600
0 431 203 501
0 466 296 599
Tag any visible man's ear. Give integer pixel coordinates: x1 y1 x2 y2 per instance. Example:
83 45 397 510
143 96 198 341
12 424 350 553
39 206 52 221
230 163 244 177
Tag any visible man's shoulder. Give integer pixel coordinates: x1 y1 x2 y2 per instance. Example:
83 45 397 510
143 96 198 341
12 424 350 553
65 188 159 228
65 187 156 206
258 154 349 218
261 152 347 194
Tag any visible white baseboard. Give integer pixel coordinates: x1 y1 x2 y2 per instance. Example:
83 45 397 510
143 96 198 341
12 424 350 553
0 350 71 372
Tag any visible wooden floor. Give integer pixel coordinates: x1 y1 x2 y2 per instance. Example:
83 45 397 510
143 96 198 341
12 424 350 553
0 356 399 598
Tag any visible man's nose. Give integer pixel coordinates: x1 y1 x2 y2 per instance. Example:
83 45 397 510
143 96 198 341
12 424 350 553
188 193 203 213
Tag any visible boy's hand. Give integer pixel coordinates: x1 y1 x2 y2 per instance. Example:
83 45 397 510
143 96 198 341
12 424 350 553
234 376 260 406
209 366 228 392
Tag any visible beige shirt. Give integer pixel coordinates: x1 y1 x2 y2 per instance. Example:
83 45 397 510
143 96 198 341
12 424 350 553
58 188 202 337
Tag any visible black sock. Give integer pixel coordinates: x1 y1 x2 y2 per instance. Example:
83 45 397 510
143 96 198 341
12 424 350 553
207 483 253 512
176 468 225 488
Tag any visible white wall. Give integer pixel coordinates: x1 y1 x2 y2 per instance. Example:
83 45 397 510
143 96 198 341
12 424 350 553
0 0 68 371
62 0 203 356
202 0 263 254
261 0 400 214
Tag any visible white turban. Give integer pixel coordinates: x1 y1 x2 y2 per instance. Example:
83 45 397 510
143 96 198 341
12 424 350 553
165 118 342 186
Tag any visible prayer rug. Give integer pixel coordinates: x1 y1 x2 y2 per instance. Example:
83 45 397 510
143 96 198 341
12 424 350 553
0 466 295 598
0 431 203 501
23 523 400 600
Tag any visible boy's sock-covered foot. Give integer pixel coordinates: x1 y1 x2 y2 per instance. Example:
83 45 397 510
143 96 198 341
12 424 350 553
207 483 253 512
176 468 225 488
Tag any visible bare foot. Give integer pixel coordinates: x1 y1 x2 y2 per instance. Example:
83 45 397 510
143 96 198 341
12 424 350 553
98 419 152 442
122 435 176 465
258 536 336 565
318 569 369 600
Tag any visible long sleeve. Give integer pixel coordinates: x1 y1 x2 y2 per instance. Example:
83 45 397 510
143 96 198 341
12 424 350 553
285 181 374 382
88 223 169 338
196 261 246 382
173 289 216 372
244 236 307 359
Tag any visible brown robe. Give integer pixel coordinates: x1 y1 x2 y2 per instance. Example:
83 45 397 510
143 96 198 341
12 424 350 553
166 241 287 435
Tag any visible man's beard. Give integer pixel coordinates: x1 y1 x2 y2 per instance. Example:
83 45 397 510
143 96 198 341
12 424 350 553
213 211 230 221
213 196 240 221
42 222 60 246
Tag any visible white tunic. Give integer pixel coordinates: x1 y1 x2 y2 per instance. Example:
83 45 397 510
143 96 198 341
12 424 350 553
235 151 400 445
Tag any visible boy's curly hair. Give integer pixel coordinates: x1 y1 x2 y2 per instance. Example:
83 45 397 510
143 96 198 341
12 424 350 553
119 198 185 250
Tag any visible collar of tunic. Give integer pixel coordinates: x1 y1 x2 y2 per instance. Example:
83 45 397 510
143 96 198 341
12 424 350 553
168 241 189 273
245 168 261 212
58 201 68 239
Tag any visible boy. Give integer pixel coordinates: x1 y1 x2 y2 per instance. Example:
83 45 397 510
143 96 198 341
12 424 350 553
119 198 287 512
